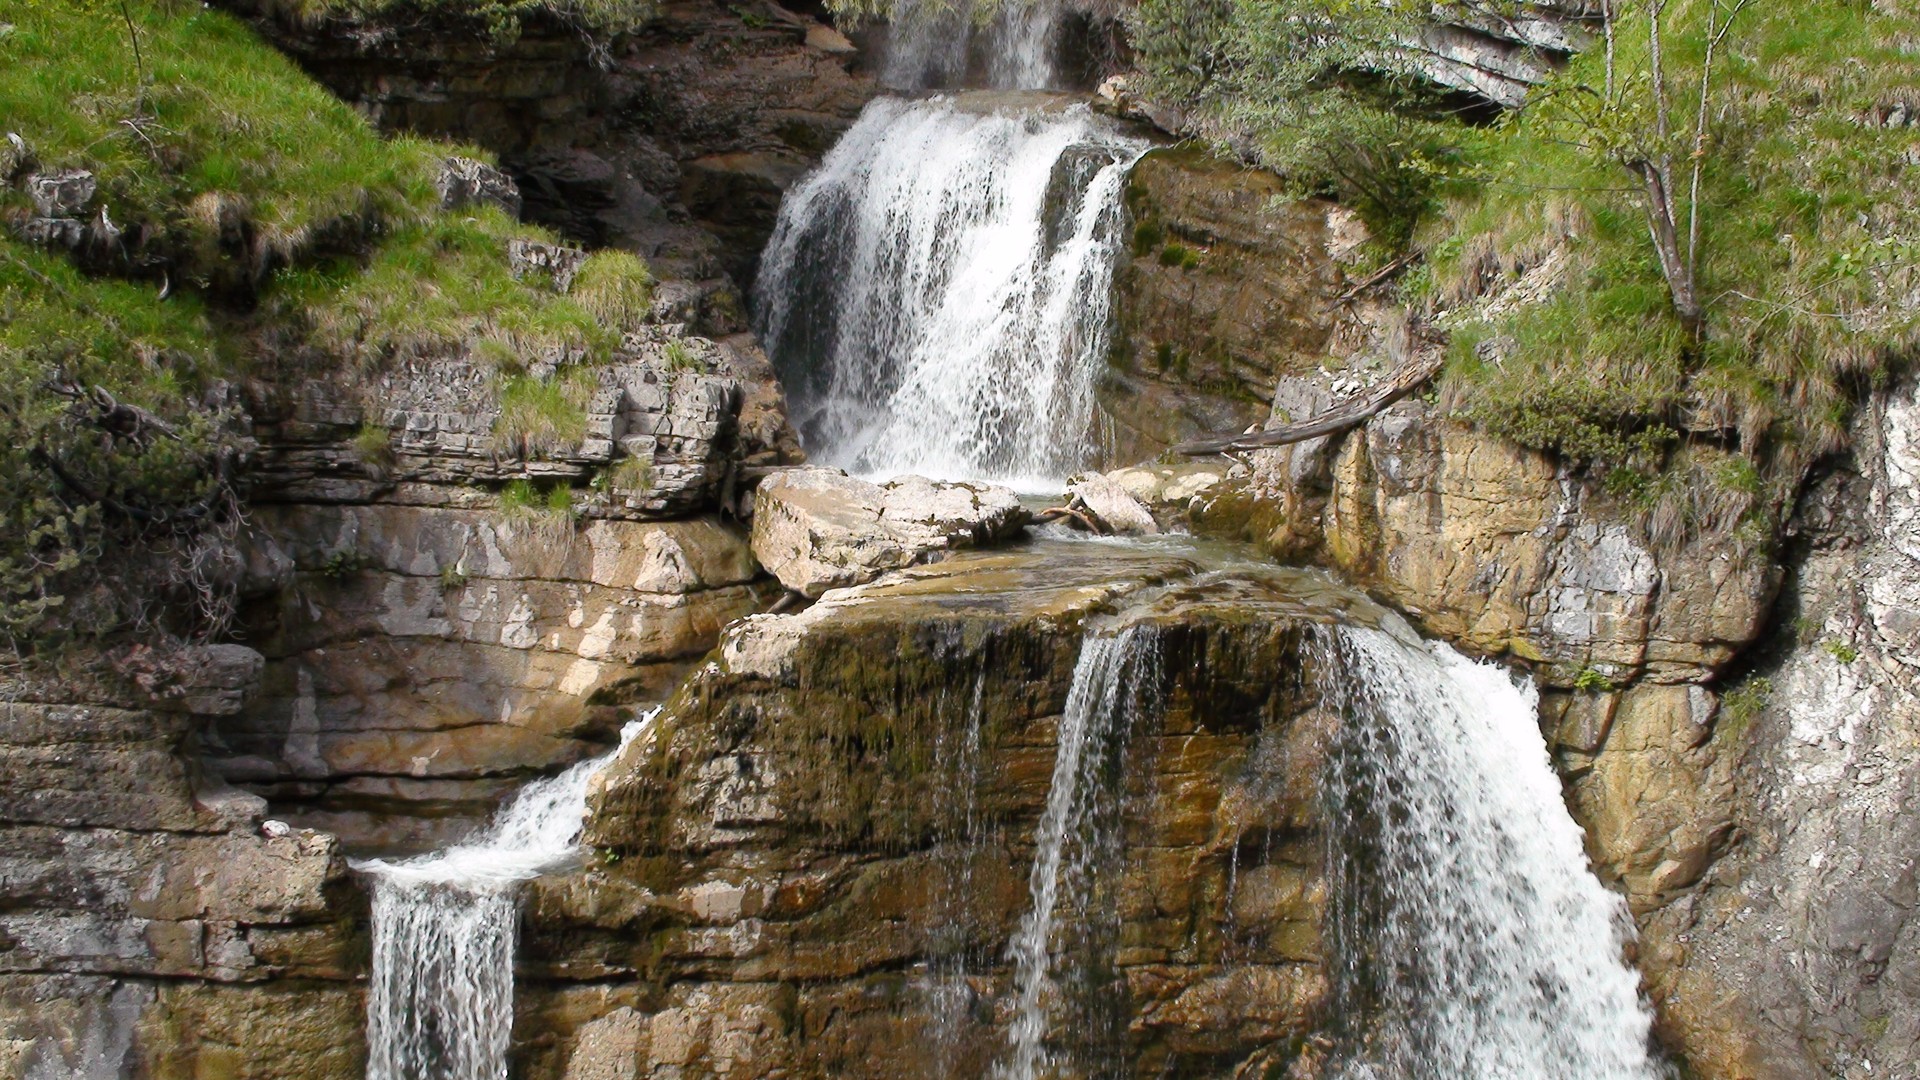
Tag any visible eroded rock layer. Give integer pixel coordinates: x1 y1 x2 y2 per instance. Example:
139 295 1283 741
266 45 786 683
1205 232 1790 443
528 541 1374 1078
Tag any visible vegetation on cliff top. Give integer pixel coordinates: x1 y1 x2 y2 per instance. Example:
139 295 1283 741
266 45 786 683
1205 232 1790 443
1133 0 1917 527
0 0 652 649
245 0 658 40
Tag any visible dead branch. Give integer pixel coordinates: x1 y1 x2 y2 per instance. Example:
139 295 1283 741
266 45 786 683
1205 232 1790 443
1176 350 1445 456
1036 506 1109 534
1336 252 1421 303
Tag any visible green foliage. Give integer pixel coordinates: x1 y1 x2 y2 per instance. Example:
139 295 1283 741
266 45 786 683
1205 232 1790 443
1158 242 1202 270
661 338 709 374
283 0 659 41
570 250 654 331
595 456 655 496
1718 675 1773 737
1573 666 1615 693
1433 0 1919 479
439 564 469 591
352 423 395 469
1 1 447 273
1822 638 1860 664
499 478 542 514
274 210 620 367
1127 0 1465 251
317 548 369 578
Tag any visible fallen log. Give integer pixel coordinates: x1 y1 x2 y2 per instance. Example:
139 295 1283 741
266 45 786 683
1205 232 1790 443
1175 350 1445 456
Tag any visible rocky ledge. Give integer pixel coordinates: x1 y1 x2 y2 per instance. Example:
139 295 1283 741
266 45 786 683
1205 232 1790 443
499 538 1387 1078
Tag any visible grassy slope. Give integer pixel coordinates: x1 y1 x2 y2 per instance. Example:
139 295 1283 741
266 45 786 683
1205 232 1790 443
0 0 651 644
1425 0 1919 492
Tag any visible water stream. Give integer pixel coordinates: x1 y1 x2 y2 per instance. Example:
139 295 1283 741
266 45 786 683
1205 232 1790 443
1316 623 1665 1079
753 96 1146 490
356 714 652 1080
1000 626 1161 1080
754 0 1142 491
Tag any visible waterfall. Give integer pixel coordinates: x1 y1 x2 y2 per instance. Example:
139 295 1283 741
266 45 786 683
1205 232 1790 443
882 0 1070 91
356 714 653 1080
1000 626 1161 1080
753 97 1147 490
1318 623 1665 1080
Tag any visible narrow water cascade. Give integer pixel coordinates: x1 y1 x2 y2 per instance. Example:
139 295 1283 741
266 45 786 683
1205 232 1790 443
1000 626 1162 1080
753 97 1147 490
356 715 653 1080
1316 623 1664 1079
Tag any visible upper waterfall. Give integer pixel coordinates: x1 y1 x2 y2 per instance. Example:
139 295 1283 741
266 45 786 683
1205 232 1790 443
881 0 1071 91
753 96 1147 490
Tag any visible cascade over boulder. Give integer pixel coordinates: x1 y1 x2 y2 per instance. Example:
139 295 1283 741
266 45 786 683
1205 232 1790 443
749 467 1032 598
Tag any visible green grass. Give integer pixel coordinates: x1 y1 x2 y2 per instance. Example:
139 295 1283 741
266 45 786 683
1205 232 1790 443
274 209 631 365
1427 0 1919 489
494 368 597 454
272 0 660 40
0 0 653 646
0 1 449 273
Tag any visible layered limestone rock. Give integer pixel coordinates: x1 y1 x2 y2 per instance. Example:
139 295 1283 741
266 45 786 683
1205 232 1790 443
0 667 362 1080
749 467 1031 597
209 504 768 851
252 330 759 514
1576 383 1920 1080
518 541 1377 1078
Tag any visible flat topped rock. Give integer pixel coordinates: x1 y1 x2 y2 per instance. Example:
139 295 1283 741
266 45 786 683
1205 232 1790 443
750 467 1032 598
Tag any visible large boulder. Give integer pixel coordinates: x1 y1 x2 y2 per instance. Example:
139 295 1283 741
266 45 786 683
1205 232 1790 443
750 468 1031 598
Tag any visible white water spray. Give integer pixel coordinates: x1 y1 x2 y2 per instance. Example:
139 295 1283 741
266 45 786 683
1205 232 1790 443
753 96 1147 490
356 714 653 1080
1319 623 1664 1079
1000 627 1159 1080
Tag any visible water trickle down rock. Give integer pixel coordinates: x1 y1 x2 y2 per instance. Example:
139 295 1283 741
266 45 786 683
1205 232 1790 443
1314 620 1665 1080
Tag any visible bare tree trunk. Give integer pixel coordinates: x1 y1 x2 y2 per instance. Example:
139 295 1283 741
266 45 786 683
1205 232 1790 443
1628 158 1703 338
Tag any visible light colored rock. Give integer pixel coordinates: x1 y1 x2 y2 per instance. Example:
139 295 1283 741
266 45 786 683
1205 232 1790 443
749 467 1030 598
435 155 521 217
562 1008 643 1080
1069 474 1160 535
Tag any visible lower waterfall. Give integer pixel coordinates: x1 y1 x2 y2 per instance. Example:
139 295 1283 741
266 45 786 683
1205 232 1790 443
1001 626 1161 1080
356 715 651 1080
1317 623 1664 1079
753 95 1148 490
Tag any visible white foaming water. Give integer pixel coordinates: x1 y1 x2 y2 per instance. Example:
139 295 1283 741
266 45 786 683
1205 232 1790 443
1319 623 1665 1079
882 0 1069 91
1000 627 1158 1080
357 714 653 1080
753 96 1147 491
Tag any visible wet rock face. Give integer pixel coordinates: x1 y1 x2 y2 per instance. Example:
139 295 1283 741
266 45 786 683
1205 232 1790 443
532 545 1362 1079
1099 149 1348 463
750 467 1032 597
